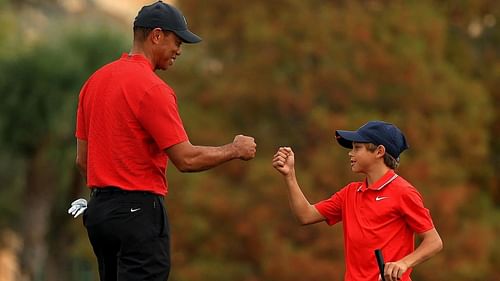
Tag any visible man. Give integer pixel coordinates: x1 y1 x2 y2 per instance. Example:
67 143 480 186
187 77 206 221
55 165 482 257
74 1 256 280
272 121 442 281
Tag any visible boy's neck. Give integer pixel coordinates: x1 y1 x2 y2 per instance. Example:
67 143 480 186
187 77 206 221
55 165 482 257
365 164 391 187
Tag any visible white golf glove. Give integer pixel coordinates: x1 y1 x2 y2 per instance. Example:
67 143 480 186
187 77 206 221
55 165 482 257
68 198 87 218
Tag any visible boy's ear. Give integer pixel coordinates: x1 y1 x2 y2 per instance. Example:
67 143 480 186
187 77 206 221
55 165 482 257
376 145 386 158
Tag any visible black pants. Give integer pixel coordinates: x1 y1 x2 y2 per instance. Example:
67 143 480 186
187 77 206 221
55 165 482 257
83 188 170 281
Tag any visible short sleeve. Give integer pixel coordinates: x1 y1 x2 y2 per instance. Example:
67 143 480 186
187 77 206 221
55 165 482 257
138 85 188 150
314 187 347 225
400 187 434 233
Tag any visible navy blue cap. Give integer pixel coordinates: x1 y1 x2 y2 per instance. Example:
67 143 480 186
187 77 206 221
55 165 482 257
335 121 409 159
134 1 201 44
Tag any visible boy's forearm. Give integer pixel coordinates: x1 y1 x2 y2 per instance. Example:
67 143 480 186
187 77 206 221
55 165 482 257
283 171 322 225
401 228 443 268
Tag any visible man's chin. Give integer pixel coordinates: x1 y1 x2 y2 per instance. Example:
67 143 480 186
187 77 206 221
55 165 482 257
155 65 169 71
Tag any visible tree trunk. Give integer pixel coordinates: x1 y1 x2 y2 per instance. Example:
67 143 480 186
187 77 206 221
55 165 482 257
19 146 56 281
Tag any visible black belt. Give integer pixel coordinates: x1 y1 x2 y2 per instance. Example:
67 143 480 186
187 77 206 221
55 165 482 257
90 186 158 197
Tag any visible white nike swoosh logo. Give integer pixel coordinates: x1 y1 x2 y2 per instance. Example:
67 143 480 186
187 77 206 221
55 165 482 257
130 208 141 212
375 196 389 201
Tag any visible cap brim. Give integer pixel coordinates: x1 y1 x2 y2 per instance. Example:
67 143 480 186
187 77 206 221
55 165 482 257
174 29 202 43
335 130 370 148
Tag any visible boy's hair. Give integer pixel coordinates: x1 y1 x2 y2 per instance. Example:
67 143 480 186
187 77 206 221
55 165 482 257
364 143 400 169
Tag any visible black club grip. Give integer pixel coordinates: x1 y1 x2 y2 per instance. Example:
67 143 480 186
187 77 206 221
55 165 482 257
375 249 386 281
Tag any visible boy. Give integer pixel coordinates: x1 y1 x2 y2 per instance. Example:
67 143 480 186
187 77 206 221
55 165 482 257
272 121 442 281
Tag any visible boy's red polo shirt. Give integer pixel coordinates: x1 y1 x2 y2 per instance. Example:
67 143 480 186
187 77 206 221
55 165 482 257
76 53 188 196
315 170 434 281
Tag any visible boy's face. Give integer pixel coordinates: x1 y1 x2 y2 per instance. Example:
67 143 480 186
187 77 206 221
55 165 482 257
348 142 381 173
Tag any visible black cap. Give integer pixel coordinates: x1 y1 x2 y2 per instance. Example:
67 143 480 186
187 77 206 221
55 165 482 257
133 1 201 44
335 121 409 159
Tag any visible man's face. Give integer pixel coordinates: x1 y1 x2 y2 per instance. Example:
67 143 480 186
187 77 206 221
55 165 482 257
154 30 182 70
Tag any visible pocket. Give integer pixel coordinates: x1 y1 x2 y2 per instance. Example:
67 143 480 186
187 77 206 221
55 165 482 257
121 201 148 222
118 200 153 244
120 196 149 216
126 203 144 215
157 198 170 237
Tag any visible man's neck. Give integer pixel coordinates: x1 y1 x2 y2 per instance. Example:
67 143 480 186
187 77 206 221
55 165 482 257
130 44 155 69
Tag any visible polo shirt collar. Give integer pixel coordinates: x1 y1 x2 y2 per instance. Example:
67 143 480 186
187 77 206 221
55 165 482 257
121 53 154 70
356 169 398 192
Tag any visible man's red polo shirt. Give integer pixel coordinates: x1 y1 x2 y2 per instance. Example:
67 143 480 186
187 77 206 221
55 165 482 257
314 170 434 281
76 53 188 195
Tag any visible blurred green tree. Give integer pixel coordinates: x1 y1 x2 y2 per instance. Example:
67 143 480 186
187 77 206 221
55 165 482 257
0 25 127 280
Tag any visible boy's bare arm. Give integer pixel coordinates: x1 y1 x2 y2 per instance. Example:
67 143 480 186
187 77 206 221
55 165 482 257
283 171 326 225
384 228 443 281
272 147 325 225
402 228 443 267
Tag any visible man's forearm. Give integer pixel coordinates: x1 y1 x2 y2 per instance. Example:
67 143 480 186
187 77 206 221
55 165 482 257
76 139 88 182
76 159 87 182
167 136 256 172
174 143 238 172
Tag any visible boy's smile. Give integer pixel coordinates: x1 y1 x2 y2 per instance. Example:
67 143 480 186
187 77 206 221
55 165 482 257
349 142 376 173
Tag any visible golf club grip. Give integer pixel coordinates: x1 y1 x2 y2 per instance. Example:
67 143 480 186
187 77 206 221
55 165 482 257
375 249 386 281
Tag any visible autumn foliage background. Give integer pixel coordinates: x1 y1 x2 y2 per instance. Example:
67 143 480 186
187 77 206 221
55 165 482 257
0 0 498 280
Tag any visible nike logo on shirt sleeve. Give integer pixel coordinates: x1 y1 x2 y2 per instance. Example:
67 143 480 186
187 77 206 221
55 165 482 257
375 196 389 201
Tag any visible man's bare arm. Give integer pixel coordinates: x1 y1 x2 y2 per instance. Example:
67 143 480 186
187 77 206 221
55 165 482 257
76 139 88 181
166 135 256 172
